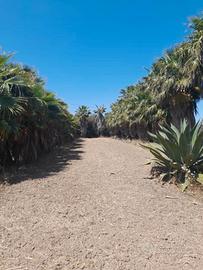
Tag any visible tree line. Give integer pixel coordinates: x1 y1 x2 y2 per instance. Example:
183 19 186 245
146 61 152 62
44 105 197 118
0 53 77 169
106 16 203 139
75 105 107 137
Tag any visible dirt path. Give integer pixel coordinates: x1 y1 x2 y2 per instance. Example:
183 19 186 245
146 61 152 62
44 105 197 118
0 138 203 270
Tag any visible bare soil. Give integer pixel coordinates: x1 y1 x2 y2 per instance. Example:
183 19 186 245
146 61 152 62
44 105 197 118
0 138 203 270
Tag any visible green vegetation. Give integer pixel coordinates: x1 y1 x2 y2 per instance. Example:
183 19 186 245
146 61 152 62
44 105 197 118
75 105 107 138
106 16 203 138
106 86 165 139
143 120 203 191
105 15 203 191
0 53 77 169
75 105 91 137
94 106 106 136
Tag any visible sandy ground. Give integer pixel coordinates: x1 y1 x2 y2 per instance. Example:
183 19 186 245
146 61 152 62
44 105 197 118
0 137 203 270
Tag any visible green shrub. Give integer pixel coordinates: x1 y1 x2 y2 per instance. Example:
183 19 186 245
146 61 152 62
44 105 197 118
143 119 203 191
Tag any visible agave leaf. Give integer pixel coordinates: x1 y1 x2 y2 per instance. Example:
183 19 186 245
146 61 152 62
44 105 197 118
148 132 158 142
180 119 187 134
159 125 177 142
191 121 202 148
155 132 181 162
191 130 203 162
170 123 181 142
179 178 191 192
160 172 172 182
178 130 192 166
149 148 172 166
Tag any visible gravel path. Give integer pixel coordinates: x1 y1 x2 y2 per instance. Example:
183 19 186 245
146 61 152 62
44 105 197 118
0 138 203 270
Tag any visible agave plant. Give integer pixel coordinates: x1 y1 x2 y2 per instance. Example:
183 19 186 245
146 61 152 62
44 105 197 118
143 119 203 191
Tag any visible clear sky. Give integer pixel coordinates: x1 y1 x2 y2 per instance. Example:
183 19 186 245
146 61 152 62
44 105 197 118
0 0 203 118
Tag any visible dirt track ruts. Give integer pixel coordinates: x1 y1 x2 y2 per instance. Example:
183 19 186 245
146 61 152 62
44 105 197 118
0 138 203 270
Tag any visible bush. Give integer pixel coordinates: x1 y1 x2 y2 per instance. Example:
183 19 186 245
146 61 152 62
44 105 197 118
143 119 203 191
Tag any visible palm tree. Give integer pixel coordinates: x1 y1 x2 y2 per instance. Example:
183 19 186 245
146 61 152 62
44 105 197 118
94 105 106 136
75 105 91 137
0 55 28 118
147 16 203 127
147 46 197 128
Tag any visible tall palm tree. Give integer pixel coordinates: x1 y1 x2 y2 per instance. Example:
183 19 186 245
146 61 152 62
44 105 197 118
75 105 91 137
94 105 106 136
147 46 197 128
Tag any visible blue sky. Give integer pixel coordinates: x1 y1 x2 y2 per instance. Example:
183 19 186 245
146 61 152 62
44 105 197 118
0 0 203 118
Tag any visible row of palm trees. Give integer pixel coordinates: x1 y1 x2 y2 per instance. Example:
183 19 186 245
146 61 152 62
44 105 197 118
75 105 106 137
106 16 203 139
0 53 77 168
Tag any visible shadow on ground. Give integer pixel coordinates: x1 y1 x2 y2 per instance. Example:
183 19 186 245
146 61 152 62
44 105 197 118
5 138 85 185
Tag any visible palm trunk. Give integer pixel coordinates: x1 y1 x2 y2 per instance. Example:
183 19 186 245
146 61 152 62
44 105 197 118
129 123 138 139
81 125 87 137
80 120 88 137
96 113 105 137
136 123 148 140
169 99 195 128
